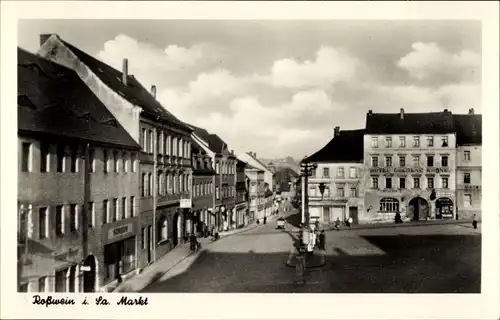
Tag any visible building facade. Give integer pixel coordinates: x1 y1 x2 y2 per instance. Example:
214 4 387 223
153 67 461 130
245 165 265 222
363 109 457 222
17 49 141 292
38 34 193 273
235 160 249 228
304 127 365 224
454 109 482 219
190 139 215 236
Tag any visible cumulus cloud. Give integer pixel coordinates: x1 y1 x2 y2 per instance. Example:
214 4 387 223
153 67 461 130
397 42 481 83
269 46 360 89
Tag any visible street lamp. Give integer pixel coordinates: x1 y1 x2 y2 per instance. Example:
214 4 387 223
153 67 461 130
299 159 317 228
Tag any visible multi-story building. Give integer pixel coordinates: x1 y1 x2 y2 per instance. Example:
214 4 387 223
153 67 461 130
235 160 249 228
245 164 266 222
38 34 193 270
190 139 215 236
303 127 365 224
454 109 482 219
17 48 141 292
190 126 237 231
363 109 457 222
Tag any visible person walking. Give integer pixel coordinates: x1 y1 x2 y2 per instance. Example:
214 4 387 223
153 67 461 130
319 230 325 250
472 214 478 229
189 233 197 251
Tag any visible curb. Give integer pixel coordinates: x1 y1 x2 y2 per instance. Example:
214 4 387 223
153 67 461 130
285 247 326 269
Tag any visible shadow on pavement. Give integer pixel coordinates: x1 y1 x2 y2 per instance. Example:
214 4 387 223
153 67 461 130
327 234 481 293
284 210 302 228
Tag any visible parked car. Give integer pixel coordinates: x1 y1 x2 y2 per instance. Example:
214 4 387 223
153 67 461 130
276 217 286 229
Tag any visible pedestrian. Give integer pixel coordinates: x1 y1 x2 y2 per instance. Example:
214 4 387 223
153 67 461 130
334 217 341 231
263 216 267 224
395 211 402 224
472 214 478 229
189 233 196 251
319 230 325 250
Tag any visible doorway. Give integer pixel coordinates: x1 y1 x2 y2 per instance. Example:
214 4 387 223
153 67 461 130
409 197 429 221
83 255 97 293
349 206 359 224
173 212 179 246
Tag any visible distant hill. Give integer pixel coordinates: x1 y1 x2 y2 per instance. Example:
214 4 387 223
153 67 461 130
260 157 300 173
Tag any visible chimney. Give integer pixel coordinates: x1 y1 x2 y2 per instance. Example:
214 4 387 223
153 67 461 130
469 108 475 115
400 108 404 120
122 58 128 86
368 109 373 115
334 126 340 137
151 85 156 99
40 34 52 47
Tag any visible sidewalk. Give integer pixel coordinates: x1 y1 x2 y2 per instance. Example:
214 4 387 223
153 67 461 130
113 217 275 293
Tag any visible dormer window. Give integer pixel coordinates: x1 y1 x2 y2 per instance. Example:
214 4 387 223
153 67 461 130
441 136 449 147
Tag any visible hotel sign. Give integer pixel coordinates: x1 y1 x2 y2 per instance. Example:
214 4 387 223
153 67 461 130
370 167 450 174
108 223 133 241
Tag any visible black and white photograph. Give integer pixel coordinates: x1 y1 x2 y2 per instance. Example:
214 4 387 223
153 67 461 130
1 1 499 320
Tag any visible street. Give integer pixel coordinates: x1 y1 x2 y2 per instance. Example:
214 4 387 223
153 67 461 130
142 206 481 293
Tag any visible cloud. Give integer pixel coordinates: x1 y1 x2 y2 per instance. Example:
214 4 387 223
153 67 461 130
397 42 481 83
268 46 360 89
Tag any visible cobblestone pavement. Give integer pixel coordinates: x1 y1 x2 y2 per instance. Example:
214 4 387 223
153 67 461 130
142 206 481 293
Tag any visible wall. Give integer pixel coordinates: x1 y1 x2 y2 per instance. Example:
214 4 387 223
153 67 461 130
456 145 482 219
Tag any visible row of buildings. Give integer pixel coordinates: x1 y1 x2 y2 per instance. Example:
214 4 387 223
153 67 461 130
17 34 275 293
303 108 482 225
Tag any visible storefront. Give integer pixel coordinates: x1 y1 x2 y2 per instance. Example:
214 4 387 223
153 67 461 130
102 222 137 285
436 197 454 219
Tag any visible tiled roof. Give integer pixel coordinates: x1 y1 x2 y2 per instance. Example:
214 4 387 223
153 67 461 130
453 114 482 145
57 37 191 132
190 137 206 156
188 124 231 155
236 159 247 167
18 48 140 149
365 110 455 134
304 129 365 163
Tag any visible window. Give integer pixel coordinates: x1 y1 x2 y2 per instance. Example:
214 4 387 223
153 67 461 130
413 177 420 189
114 151 120 172
70 204 77 232
441 136 449 147
21 142 32 172
172 137 177 156
336 185 345 197
426 155 434 167
149 173 153 196
124 153 129 172
337 167 344 177
142 128 147 151
441 155 448 167
70 147 78 173
427 176 434 189
130 197 135 217
413 155 420 167
39 207 48 239
379 198 399 212
166 136 171 155
427 136 434 147
385 137 392 148
383 177 392 189
323 168 329 178
113 198 118 222
216 162 220 174
122 197 127 220
40 143 50 172
350 187 357 197
311 168 316 177
308 187 316 197
385 156 392 167
372 177 378 189
160 218 168 241
159 132 164 154
349 167 357 178
399 177 406 189
216 187 220 199
56 145 65 172
89 149 95 173
142 173 147 197
464 173 471 184
464 150 471 161
178 139 183 158
131 153 136 172
371 137 378 148
56 205 64 236
413 136 420 147
399 156 405 167
38 277 46 292
166 174 171 194
464 194 472 207
89 202 95 227
371 156 379 167
442 177 449 188
103 200 109 224
142 228 147 249
103 150 109 173
399 136 406 148
148 130 153 153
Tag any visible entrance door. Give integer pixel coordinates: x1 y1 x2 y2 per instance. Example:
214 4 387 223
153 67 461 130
173 213 179 246
83 255 97 293
349 206 359 224
147 226 152 263
409 197 429 221
322 207 330 224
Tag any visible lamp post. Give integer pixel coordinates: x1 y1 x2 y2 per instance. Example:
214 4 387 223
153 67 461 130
299 160 317 228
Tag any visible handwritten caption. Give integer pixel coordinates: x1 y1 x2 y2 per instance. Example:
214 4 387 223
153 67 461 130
32 295 149 307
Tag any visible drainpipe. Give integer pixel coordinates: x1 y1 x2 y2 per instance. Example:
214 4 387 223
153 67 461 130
152 129 157 263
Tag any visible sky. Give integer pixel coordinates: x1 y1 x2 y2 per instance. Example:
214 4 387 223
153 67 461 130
18 20 481 159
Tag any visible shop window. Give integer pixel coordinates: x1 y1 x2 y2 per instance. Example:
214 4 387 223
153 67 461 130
464 173 471 184
122 237 136 274
379 197 399 212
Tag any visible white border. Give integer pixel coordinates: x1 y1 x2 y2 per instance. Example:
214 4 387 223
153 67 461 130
1 1 499 319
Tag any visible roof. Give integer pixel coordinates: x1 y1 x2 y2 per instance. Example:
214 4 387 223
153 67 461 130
18 48 140 149
188 124 230 154
365 111 455 134
236 159 247 167
56 36 191 132
190 137 207 156
453 114 482 145
304 129 365 163
245 163 263 171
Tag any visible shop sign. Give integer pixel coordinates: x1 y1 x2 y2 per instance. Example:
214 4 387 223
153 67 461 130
369 168 391 174
108 223 133 241
426 167 450 174
394 167 424 174
180 199 192 208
